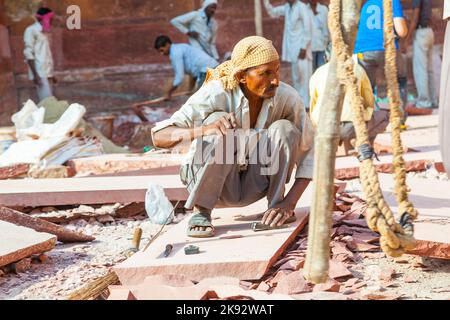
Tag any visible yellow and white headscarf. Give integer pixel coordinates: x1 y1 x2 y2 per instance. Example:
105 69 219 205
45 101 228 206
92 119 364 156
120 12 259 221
205 36 279 91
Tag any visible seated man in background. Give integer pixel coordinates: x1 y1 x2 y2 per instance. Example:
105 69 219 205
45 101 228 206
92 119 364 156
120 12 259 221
309 50 389 153
152 36 315 238
154 35 219 100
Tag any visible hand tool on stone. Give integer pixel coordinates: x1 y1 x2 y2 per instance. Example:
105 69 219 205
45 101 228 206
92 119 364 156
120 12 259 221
163 244 173 257
125 227 143 257
251 222 290 232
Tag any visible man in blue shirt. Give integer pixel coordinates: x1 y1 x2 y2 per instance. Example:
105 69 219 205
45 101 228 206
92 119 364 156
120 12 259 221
354 0 408 125
154 35 219 100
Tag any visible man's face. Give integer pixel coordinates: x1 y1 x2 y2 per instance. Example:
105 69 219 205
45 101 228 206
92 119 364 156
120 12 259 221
158 43 171 56
309 0 318 5
239 60 280 99
204 4 217 18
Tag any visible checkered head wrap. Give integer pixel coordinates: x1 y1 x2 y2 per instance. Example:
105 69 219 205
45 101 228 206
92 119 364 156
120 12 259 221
205 36 279 91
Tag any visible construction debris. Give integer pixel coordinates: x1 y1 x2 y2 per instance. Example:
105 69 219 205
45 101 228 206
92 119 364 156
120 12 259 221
0 207 94 243
0 220 56 268
0 100 102 168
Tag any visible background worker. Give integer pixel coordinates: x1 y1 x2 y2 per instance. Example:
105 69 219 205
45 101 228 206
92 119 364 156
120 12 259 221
354 0 409 126
309 51 389 150
154 35 219 101
407 0 438 109
171 0 219 60
308 0 330 72
263 0 313 108
23 7 56 102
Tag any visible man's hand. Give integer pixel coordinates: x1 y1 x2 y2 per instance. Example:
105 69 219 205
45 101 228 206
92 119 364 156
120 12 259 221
187 31 200 39
33 76 42 86
50 77 57 84
298 49 307 60
261 200 295 228
203 113 237 136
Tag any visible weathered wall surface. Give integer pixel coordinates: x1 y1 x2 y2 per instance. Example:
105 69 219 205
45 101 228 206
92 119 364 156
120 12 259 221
4 0 285 74
0 1 18 125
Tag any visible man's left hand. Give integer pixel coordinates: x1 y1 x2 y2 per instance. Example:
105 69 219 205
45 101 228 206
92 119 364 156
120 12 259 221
261 201 295 227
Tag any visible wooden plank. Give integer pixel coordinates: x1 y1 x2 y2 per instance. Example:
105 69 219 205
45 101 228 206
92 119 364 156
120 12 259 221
0 175 188 207
114 185 313 285
0 221 56 267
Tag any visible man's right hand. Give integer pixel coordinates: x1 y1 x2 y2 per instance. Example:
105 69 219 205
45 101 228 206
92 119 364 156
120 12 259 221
187 31 200 39
33 76 42 86
203 113 237 136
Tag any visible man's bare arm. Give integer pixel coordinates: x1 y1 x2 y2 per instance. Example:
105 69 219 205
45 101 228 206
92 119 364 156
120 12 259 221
394 17 408 38
27 60 41 85
406 8 420 42
283 178 311 209
152 113 237 149
152 126 200 149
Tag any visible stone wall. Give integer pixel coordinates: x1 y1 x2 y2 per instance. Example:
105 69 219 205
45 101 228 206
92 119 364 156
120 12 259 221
0 1 18 125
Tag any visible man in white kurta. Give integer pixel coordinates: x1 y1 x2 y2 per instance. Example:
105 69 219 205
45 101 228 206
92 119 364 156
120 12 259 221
23 7 55 102
171 0 219 60
308 0 330 72
263 0 313 108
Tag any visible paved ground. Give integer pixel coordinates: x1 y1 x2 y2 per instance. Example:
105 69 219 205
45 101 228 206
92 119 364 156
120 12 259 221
0 111 448 300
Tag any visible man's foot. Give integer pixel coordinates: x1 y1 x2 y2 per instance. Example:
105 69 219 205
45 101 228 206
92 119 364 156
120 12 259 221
187 207 215 238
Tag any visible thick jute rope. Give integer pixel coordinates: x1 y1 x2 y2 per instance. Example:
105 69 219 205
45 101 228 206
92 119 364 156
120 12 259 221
328 0 418 257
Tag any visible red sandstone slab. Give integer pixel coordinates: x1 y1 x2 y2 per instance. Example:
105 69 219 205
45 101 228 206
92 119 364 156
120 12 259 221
0 221 56 267
334 150 442 180
0 163 30 180
67 153 184 176
374 174 450 259
335 160 430 180
114 186 312 286
0 175 188 207
84 166 180 178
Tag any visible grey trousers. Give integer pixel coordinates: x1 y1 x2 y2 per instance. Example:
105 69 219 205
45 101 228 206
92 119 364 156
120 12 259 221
358 50 408 123
180 112 302 210
340 109 390 145
413 27 438 108
439 21 450 174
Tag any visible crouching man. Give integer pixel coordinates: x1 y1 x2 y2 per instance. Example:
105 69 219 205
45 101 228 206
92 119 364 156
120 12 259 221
151 36 315 238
